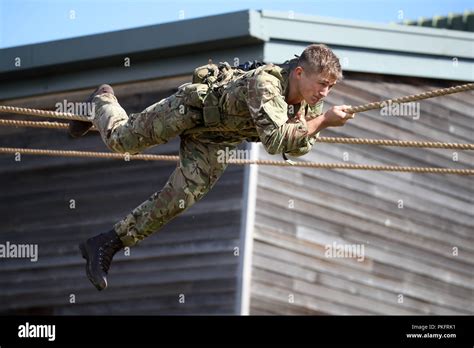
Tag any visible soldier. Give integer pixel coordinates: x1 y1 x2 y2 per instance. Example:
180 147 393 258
71 43 354 291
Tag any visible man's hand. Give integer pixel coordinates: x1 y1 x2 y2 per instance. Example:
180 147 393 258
322 105 355 127
307 105 355 135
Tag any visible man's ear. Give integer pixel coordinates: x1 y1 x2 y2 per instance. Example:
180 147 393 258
294 66 304 79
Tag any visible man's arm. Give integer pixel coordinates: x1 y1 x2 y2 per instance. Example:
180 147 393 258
307 105 355 136
247 72 355 156
284 105 355 157
248 74 311 155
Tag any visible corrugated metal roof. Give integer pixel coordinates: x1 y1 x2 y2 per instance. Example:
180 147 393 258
402 11 474 32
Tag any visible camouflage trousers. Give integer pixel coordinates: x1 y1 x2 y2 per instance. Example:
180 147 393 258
92 92 234 247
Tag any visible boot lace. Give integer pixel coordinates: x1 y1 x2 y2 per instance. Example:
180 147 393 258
98 238 121 273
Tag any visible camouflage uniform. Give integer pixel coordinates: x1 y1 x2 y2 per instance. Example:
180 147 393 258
92 59 324 246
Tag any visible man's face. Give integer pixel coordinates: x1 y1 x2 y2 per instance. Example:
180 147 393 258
295 66 337 105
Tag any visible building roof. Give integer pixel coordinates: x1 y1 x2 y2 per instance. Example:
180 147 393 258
1 10 473 100
402 11 474 32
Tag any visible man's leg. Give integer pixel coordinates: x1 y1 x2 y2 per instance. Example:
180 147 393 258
114 136 233 246
91 89 202 154
80 135 234 290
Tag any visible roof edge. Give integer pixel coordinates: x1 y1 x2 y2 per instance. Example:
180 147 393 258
0 10 264 75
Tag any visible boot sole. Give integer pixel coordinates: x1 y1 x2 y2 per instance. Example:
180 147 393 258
69 121 93 138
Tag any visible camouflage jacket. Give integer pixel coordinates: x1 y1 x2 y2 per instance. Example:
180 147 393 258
188 61 324 157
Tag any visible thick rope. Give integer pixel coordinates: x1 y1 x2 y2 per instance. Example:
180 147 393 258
1 119 473 150
0 105 89 121
0 119 98 131
0 147 179 162
345 83 474 113
0 83 472 123
0 147 472 175
315 136 474 150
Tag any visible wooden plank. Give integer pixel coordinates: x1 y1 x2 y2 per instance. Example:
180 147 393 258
253 224 374 272
325 122 474 170
0 237 240 273
1 277 237 311
259 166 474 242
54 292 236 315
256 173 474 263
299 168 474 239
0 251 238 285
254 206 474 290
255 186 474 270
291 150 474 221
312 138 474 198
253 253 464 314
251 280 374 315
252 240 473 312
315 272 462 315
250 297 325 315
255 228 472 308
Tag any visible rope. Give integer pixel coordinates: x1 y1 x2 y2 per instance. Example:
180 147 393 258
0 105 89 121
345 83 474 113
0 147 179 162
1 147 472 175
0 83 472 122
315 136 474 150
1 119 473 150
0 119 98 131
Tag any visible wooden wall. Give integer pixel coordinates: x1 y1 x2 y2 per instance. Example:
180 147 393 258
249 73 474 315
0 77 245 315
1 71 472 316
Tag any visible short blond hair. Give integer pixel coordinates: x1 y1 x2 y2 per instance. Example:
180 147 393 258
298 44 343 81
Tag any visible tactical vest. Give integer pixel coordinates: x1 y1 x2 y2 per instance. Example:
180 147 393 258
181 62 264 127
182 59 322 128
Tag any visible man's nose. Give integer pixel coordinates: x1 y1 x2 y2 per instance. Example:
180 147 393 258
319 87 329 97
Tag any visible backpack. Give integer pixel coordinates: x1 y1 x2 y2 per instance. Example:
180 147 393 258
188 60 265 127
192 60 266 85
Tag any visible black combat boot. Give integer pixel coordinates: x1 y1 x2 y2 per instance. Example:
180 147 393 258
68 84 115 138
79 229 123 291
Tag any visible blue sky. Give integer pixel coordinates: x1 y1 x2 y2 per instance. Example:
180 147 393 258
0 0 472 48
